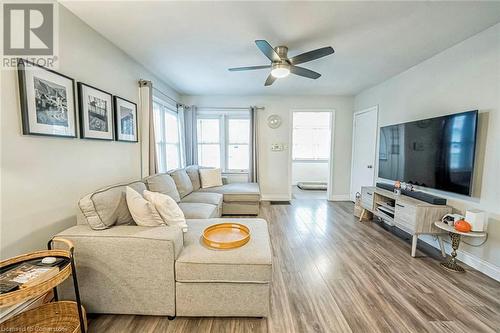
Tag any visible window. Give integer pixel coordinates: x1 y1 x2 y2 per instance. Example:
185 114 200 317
227 119 250 170
153 98 181 172
292 112 331 161
197 111 250 172
197 118 221 168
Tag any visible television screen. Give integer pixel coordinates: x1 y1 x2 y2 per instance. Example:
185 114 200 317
378 110 478 196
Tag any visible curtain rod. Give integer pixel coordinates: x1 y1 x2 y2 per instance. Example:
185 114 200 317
138 79 183 107
197 106 265 110
152 87 182 106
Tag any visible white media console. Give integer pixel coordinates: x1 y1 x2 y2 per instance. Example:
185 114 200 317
360 186 452 257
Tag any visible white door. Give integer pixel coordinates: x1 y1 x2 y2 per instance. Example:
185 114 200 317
350 107 378 201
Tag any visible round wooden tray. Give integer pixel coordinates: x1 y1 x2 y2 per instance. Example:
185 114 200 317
0 301 87 333
202 223 251 249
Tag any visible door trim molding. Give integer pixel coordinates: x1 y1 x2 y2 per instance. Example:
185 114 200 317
349 105 379 202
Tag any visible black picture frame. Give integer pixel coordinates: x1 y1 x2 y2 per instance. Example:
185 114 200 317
17 59 77 138
113 96 138 142
77 82 114 141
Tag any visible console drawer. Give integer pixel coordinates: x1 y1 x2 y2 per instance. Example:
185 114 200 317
394 201 417 229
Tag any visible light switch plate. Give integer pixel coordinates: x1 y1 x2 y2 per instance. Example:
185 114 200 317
271 143 284 151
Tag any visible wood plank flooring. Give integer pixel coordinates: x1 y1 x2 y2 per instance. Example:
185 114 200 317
88 200 500 333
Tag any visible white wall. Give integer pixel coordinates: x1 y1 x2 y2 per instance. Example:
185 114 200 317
354 23 500 279
292 162 329 185
0 5 178 259
182 95 354 200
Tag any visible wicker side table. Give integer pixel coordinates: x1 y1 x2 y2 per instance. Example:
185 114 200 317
0 238 87 333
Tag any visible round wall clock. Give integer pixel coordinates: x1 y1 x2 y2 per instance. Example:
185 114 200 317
267 114 282 129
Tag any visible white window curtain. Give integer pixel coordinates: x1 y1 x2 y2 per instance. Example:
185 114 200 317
184 105 198 166
249 106 259 182
138 80 157 177
153 97 182 172
177 104 187 167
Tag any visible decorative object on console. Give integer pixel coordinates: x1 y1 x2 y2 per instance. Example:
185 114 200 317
465 209 486 232
78 83 114 140
455 220 472 233
441 213 464 226
114 96 138 142
202 223 251 249
394 180 401 195
267 114 282 129
17 59 77 138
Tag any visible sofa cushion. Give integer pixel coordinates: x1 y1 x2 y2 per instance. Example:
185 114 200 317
185 165 201 191
169 169 193 198
175 218 272 283
144 190 188 232
126 187 164 227
178 203 219 219
181 192 223 207
144 173 181 203
199 168 223 188
198 182 260 202
78 181 146 230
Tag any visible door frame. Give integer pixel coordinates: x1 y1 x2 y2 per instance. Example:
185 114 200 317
349 105 379 202
288 108 336 201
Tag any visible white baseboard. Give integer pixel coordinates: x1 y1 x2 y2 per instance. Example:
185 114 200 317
329 194 350 201
419 235 500 281
261 194 291 201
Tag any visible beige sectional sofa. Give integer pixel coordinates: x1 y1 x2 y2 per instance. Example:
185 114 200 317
55 166 271 318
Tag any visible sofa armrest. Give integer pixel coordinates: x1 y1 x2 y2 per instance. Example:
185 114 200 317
54 225 183 315
56 224 184 258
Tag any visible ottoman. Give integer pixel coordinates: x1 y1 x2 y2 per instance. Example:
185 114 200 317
175 218 272 317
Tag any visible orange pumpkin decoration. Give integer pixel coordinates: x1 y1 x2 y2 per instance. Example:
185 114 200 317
455 220 472 233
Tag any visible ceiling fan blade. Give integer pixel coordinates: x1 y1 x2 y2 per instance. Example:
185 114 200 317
228 65 271 72
290 66 321 79
255 40 281 62
289 46 334 65
264 73 277 86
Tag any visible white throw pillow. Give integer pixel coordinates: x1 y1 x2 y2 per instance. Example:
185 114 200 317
143 190 188 232
199 168 223 188
126 187 164 227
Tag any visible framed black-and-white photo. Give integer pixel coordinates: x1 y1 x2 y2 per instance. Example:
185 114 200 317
18 59 77 138
78 82 114 140
114 96 138 142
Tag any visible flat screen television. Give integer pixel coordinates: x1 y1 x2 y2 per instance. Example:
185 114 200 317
378 110 478 196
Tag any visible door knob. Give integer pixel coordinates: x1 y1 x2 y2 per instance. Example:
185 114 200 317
367 165 373 169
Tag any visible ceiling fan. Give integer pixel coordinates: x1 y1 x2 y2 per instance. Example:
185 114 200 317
228 40 334 86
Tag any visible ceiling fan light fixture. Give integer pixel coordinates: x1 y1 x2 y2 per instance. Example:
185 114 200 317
271 63 290 78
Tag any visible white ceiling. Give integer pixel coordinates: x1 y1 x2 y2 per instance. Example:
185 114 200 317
62 1 500 96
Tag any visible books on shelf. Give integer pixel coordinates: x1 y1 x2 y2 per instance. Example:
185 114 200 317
0 291 53 323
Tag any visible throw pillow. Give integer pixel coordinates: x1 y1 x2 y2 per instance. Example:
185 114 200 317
143 190 188 232
199 168 223 188
125 187 164 227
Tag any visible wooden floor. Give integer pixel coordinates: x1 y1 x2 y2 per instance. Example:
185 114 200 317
88 200 500 333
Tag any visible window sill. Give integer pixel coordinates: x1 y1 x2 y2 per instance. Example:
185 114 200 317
292 159 329 163
222 171 249 175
